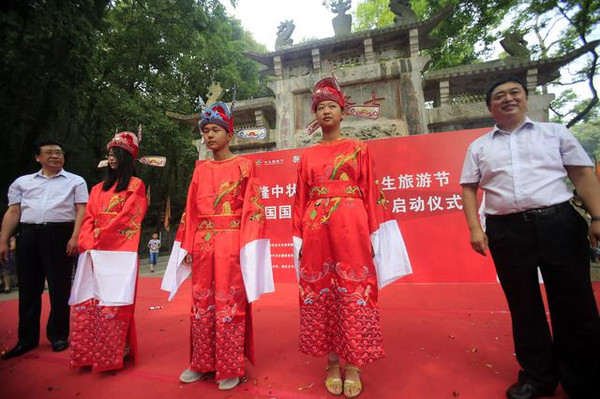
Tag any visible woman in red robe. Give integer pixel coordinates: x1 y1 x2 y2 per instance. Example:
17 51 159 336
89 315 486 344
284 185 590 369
161 101 274 391
293 77 412 397
69 131 147 372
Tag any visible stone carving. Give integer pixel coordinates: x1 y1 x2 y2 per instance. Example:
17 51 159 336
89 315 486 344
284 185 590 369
500 30 531 59
390 0 416 26
323 0 352 36
275 20 295 50
324 0 351 15
206 82 223 105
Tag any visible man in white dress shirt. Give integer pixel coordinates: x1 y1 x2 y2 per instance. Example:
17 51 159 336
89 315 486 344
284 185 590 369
460 77 600 399
0 141 88 359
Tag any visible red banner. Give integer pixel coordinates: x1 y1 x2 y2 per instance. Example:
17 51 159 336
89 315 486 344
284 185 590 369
248 128 497 283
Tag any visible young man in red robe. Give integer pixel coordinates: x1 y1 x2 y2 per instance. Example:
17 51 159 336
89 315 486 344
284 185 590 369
293 77 412 397
162 100 274 390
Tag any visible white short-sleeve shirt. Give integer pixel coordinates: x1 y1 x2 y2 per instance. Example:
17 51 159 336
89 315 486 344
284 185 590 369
460 118 593 215
8 169 89 223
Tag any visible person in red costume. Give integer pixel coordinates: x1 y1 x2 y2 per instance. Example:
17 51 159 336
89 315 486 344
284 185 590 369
161 100 274 391
292 76 412 398
69 131 148 372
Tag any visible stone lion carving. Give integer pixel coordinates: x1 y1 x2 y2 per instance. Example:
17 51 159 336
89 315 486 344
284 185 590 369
275 20 295 50
390 0 416 25
500 30 531 59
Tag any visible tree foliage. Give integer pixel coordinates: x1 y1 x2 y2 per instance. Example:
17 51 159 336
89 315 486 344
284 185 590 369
572 117 600 162
503 1 600 127
0 0 268 235
353 0 394 31
353 0 599 125
354 0 518 69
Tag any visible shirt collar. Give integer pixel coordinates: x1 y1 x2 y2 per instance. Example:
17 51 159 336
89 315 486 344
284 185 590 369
491 116 535 136
34 168 67 179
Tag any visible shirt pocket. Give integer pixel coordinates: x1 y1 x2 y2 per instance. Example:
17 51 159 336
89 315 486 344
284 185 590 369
525 136 561 167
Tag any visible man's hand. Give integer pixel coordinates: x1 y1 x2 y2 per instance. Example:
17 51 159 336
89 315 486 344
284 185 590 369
183 253 192 265
0 204 21 263
0 241 9 263
469 226 489 256
66 236 78 257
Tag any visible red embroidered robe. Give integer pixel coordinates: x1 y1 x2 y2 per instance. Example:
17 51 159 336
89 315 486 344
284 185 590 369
69 177 147 372
292 138 412 366
161 157 273 380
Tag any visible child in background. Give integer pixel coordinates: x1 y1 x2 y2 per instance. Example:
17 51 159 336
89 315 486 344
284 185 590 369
147 232 161 273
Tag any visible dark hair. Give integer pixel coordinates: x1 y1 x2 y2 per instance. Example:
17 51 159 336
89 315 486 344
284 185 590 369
34 140 63 155
102 147 137 192
485 76 528 106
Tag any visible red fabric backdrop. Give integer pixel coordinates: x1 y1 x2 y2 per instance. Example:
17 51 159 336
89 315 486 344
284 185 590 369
247 128 497 283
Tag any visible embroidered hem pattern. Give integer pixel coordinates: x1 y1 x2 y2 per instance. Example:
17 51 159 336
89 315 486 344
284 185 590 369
298 288 385 366
190 304 246 380
70 299 132 372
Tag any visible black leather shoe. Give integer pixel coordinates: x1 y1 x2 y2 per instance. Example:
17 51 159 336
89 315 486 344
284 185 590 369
507 382 555 399
1 342 38 360
51 339 69 352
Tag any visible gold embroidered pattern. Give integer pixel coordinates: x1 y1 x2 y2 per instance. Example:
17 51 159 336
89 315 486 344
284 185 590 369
330 146 360 180
199 220 215 230
310 186 329 197
249 183 266 223
119 204 142 240
104 195 125 213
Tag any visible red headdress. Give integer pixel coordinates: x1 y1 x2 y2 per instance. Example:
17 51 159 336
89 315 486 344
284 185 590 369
306 61 381 135
311 77 345 112
99 125 166 168
107 131 139 159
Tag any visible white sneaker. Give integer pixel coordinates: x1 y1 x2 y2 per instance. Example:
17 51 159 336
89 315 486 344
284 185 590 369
179 368 205 384
218 377 240 390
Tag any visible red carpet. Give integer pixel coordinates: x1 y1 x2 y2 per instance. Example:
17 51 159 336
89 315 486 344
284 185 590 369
1 276 597 398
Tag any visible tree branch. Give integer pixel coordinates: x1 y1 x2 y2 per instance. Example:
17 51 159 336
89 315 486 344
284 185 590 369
567 49 598 127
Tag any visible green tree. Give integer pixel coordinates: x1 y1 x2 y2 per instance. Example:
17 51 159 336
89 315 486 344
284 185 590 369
503 1 600 127
77 0 267 230
353 0 394 30
353 0 599 126
353 0 518 69
571 117 600 162
0 0 268 236
0 0 109 204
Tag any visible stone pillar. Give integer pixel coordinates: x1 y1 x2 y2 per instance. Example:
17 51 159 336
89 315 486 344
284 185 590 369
409 29 419 57
364 37 375 64
268 78 296 149
312 48 321 73
255 109 265 127
526 68 538 92
439 80 450 106
274 55 283 79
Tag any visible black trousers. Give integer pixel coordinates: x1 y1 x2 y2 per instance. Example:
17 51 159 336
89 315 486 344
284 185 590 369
487 204 600 398
16 223 74 346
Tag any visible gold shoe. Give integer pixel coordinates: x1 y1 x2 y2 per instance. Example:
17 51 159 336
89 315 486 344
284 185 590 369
343 365 362 398
325 361 343 396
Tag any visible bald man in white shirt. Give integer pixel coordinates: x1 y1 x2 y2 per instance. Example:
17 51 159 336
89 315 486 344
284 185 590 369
460 77 600 399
